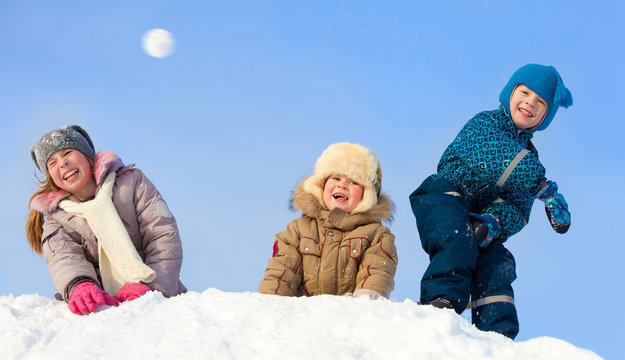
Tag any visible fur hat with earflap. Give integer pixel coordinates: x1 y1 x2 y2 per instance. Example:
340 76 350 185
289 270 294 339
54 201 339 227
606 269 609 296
302 142 382 214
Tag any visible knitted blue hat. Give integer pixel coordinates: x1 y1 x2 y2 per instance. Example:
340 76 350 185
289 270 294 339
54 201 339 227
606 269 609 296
499 64 573 131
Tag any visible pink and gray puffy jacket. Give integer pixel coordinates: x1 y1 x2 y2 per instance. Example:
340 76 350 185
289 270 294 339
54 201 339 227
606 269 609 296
31 151 187 301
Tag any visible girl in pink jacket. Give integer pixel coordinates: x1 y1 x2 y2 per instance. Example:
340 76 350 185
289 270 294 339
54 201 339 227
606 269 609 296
26 125 186 315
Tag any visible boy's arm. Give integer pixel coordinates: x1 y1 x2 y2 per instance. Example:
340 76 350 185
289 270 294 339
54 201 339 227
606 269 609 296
355 226 398 298
479 178 571 241
258 220 303 296
482 193 532 240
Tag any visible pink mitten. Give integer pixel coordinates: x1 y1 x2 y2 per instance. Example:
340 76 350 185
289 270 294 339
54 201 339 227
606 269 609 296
115 283 152 302
68 282 119 315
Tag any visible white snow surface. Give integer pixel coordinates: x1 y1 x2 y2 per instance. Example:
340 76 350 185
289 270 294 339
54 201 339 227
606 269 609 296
1 289 601 360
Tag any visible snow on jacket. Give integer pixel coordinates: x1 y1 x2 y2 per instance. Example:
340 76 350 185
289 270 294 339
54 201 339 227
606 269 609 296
258 179 398 298
437 105 547 239
31 151 187 301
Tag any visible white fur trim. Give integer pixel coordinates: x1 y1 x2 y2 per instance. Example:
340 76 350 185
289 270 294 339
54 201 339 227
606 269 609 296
59 172 155 294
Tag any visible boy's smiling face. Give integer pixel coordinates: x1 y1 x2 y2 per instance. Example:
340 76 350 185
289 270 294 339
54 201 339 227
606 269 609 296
509 84 548 130
322 174 364 213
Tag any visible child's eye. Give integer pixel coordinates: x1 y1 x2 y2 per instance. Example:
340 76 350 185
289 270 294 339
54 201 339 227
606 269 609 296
64 149 73 156
47 160 56 167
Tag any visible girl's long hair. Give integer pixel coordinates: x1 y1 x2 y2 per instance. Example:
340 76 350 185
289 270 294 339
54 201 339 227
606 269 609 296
26 173 61 255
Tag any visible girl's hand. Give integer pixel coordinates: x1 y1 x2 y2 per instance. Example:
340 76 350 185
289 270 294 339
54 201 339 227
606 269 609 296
115 283 152 302
68 282 119 315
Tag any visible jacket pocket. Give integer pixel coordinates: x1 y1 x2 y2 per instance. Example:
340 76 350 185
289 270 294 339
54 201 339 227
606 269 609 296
299 236 321 288
344 237 369 259
299 237 321 256
42 228 65 253
339 237 369 285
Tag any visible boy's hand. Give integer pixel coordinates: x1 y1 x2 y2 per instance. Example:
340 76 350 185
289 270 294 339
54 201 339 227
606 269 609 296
469 213 500 248
536 180 559 199
537 181 571 234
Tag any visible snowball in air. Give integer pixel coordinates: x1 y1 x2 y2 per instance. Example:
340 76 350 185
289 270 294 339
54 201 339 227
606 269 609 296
142 29 175 58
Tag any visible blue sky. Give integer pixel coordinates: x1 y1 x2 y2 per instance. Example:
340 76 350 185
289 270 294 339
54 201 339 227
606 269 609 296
0 1 622 358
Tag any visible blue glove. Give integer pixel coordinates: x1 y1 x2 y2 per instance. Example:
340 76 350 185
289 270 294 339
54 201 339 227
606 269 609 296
535 180 558 199
469 213 501 247
536 181 571 234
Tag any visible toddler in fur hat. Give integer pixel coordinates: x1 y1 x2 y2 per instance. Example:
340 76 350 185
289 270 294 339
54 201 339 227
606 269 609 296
259 142 398 299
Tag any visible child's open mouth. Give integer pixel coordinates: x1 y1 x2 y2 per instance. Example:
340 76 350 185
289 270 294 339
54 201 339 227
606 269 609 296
63 169 79 180
518 108 534 117
333 193 348 201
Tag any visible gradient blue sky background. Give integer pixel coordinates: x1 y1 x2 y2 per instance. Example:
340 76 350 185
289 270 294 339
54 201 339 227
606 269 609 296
1 1 621 358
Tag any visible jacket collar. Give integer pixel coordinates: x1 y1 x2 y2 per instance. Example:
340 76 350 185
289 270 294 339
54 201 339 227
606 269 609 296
498 105 534 143
31 151 128 213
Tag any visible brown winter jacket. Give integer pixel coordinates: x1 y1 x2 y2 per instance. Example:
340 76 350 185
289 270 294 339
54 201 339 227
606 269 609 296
31 151 186 301
258 179 397 298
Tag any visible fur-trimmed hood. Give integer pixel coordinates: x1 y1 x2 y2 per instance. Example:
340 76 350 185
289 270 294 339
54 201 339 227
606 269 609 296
31 151 132 213
291 177 393 230
260 177 398 297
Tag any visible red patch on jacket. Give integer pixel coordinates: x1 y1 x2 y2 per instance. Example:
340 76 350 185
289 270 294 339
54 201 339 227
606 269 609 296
272 241 279 257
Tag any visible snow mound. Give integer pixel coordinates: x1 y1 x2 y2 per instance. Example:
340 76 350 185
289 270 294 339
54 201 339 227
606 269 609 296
0 289 601 360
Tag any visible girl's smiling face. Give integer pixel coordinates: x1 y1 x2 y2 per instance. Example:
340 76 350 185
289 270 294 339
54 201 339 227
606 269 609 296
322 174 364 213
509 84 548 130
46 149 96 201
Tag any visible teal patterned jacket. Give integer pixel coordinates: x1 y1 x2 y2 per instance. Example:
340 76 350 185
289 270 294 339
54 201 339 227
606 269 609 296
437 105 547 240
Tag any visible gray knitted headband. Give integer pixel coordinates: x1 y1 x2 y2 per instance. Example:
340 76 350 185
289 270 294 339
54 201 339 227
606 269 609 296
31 125 96 176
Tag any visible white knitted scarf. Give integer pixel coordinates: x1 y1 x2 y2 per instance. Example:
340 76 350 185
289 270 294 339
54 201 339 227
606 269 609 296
59 172 156 295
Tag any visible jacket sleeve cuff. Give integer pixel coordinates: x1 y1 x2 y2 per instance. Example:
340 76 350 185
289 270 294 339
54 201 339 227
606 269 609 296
63 276 100 302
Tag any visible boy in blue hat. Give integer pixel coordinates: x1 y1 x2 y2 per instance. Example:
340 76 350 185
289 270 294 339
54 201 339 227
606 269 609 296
409 64 573 339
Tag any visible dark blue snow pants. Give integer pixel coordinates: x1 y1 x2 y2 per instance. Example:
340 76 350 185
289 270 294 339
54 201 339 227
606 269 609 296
409 175 519 339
